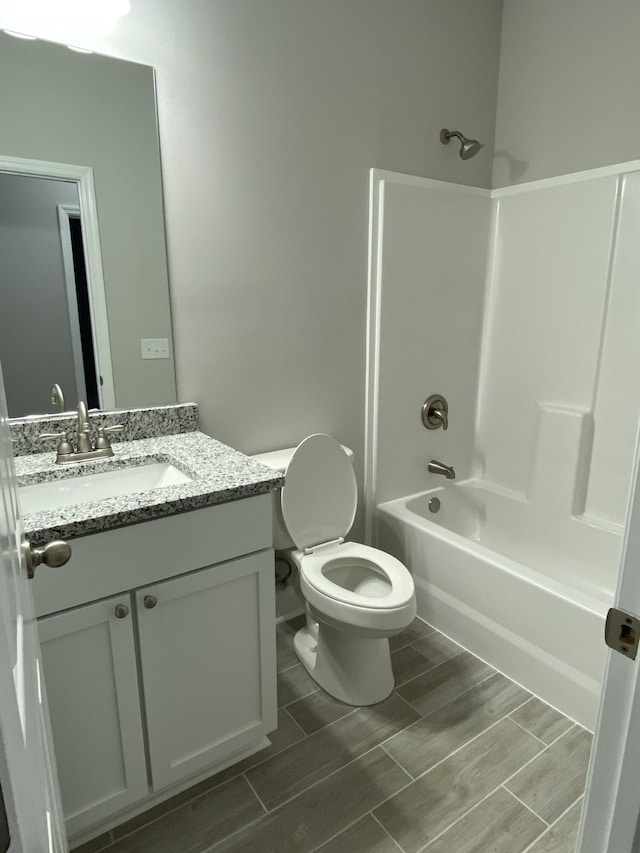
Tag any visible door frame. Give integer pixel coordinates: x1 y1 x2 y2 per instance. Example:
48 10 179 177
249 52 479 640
579 418 640 851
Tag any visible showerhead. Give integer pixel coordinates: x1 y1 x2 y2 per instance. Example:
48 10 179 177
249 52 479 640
440 128 484 160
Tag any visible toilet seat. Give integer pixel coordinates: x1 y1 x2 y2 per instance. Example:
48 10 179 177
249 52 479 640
299 541 414 611
296 543 415 635
281 434 357 551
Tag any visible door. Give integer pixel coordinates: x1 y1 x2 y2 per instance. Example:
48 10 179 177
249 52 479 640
579 423 640 851
136 552 277 790
38 595 148 838
0 360 67 852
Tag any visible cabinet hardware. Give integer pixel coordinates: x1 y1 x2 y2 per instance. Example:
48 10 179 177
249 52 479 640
115 604 129 619
143 595 158 609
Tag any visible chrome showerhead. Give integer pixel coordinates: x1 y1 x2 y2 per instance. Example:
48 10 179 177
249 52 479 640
440 128 484 160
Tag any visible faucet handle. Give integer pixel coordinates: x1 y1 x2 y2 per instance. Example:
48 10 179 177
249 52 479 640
101 424 124 434
40 431 73 455
95 424 124 451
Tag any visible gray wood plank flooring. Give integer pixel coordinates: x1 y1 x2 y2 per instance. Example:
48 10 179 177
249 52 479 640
73 616 592 853
285 687 353 735
509 695 574 745
525 799 584 853
504 726 592 824
316 815 400 852
421 787 546 853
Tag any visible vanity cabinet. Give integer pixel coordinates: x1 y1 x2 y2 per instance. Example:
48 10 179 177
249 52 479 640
33 494 276 841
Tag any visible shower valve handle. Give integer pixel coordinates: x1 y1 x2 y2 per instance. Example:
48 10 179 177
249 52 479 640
422 395 449 431
431 408 448 430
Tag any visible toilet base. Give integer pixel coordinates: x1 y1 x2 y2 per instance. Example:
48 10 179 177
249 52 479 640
294 623 395 706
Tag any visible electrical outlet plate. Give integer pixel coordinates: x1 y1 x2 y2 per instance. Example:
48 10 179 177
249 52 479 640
141 338 170 360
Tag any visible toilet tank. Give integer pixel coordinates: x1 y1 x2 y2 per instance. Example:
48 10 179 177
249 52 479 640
251 442 354 550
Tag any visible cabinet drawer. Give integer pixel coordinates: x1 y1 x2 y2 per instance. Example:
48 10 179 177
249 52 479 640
33 493 272 617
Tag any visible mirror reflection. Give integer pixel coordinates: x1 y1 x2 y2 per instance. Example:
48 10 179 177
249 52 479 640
0 172 101 417
0 31 177 418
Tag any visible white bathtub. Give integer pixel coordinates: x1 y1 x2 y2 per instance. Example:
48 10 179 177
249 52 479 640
376 480 623 730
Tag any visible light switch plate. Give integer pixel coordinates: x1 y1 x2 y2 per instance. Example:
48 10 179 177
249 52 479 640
141 338 170 360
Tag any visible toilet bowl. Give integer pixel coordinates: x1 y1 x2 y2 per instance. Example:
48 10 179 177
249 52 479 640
253 434 416 705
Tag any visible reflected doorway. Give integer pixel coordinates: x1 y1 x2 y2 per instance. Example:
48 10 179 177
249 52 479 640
0 171 103 417
59 204 100 409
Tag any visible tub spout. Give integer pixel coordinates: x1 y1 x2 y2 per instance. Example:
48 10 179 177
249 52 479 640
428 459 456 479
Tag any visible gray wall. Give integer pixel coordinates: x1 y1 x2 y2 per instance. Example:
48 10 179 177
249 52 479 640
156 0 502 464
493 0 640 187
0 34 176 409
0 0 503 483
0 174 79 416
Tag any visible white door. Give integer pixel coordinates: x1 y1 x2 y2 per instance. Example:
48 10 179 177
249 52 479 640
0 361 67 853
579 423 640 852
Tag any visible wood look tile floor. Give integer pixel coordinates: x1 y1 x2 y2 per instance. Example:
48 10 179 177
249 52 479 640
74 615 591 853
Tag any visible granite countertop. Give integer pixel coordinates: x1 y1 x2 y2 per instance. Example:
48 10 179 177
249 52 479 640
17 431 283 544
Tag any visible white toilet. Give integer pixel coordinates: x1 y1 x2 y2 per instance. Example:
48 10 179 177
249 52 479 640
253 433 416 706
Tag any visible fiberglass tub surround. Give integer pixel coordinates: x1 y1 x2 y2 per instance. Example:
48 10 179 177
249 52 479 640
368 164 640 729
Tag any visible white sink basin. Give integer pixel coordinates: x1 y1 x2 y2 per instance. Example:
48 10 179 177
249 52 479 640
19 462 192 515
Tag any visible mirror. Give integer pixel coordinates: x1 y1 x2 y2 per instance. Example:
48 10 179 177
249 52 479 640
0 31 177 418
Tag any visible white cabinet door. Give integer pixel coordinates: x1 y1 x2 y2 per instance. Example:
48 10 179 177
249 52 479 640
38 595 148 837
137 551 277 791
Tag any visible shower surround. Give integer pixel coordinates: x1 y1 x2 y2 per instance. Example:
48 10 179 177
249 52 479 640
366 165 640 728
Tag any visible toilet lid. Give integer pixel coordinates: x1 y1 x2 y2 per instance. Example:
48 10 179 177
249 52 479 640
281 434 357 551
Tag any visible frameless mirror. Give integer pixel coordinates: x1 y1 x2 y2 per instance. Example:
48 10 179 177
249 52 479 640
0 31 177 418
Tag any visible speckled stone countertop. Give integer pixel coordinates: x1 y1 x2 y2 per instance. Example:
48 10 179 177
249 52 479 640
18 431 283 544
11 402 199 456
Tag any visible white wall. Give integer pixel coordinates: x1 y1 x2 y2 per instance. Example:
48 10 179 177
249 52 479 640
370 175 491 506
493 0 640 188
0 0 504 489
0 174 79 416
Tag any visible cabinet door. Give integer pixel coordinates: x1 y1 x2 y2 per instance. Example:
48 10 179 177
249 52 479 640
137 550 277 791
38 595 148 837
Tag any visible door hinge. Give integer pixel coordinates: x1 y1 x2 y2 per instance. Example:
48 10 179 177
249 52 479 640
605 608 640 660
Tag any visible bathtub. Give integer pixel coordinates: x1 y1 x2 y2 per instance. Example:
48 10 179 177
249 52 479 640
376 480 623 730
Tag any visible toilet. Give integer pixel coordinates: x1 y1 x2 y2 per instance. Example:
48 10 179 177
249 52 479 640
253 433 416 706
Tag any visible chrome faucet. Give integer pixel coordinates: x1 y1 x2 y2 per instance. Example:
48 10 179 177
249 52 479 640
428 459 456 479
40 401 124 464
